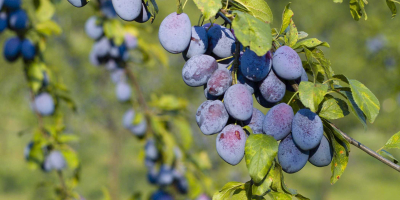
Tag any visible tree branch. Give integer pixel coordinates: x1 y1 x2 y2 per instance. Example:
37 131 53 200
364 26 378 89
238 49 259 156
290 81 400 172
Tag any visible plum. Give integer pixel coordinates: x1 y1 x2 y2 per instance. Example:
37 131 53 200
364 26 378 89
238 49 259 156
3 37 21 62
112 0 142 21
3 0 21 10
278 134 309 173
286 68 308 92
240 50 271 81
43 151 67 172
8 9 29 31
124 33 137 49
147 166 158 184
85 16 103 40
21 39 36 60
101 0 117 18
309 136 333 167
110 68 126 83
206 66 232 96
0 12 7 33
273 46 303 80
196 100 229 135
243 108 264 134
224 84 253 121
115 81 131 102
182 26 208 60
151 190 173 200
129 118 147 136
292 109 324 150
263 103 294 140
159 12 191 54
34 92 55 116
123 109 135 128
145 139 159 161
92 37 111 58
216 124 247 165
68 0 88 7
237 70 256 94
259 70 286 103
254 89 275 108
134 2 151 23
157 165 173 186
207 25 235 58
182 54 218 87
24 141 33 160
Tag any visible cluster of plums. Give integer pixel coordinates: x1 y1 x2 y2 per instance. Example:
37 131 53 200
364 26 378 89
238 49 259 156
157 12 333 173
25 143 67 172
68 0 150 23
145 139 189 199
0 0 37 62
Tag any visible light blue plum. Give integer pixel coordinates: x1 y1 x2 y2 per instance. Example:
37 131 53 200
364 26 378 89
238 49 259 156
309 136 333 167
115 81 131 102
272 46 303 80
259 70 286 103
243 108 264 134
223 84 253 121
278 134 309 173
263 103 293 140
112 0 141 21
159 12 191 54
196 100 229 135
34 92 55 116
292 109 324 150
43 151 67 172
216 125 247 165
182 55 218 87
182 26 208 60
85 16 103 40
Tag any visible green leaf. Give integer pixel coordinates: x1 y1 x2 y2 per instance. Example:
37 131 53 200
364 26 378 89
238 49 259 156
383 131 400 149
287 19 298 47
349 0 362 21
57 93 77 112
334 0 343 2
213 182 244 200
232 11 272 56
268 192 292 200
318 95 349 120
26 62 45 93
386 0 399 18
298 82 328 112
231 0 273 23
193 0 222 20
103 19 124 46
252 164 274 196
34 0 55 22
297 31 308 40
341 91 367 128
378 149 398 164
279 3 293 34
35 20 62 36
61 147 80 169
303 48 334 81
245 134 278 184
187 172 202 199
323 122 349 184
102 187 111 200
292 38 330 50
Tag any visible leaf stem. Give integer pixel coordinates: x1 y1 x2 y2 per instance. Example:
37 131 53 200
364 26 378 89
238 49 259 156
322 78 336 85
216 56 233 62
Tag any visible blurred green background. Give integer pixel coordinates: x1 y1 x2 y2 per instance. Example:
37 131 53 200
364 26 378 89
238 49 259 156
1 0 400 199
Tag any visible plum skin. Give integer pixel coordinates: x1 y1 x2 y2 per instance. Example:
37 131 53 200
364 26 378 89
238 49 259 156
272 46 303 80
240 50 271 82
263 103 294 140
278 134 309 173
196 100 229 135
224 84 253 121
259 70 286 103
183 26 208 60
292 109 324 151
216 124 247 165
182 55 218 87
308 135 333 167
244 108 264 134
159 12 192 54
206 66 232 96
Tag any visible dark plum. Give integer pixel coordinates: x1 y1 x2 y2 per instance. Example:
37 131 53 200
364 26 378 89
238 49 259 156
147 166 158 184
278 134 309 173
292 109 324 150
3 0 21 10
0 12 7 33
240 49 271 81
151 190 173 200
182 26 208 60
112 0 141 21
8 9 29 31
207 25 235 58
21 39 36 60
157 165 173 186
309 136 333 167
206 66 232 96
159 12 191 54
101 0 117 18
237 70 256 94
145 139 159 161
216 125 247 165
254 89 275 108
196 100 229 135
68 0 88 7
182 54 218 87
243 108 264 134
3 36 21 62
263 103 294 140
259 70 286 103
134 2 151 23
273 46 303 80
224 84 253 121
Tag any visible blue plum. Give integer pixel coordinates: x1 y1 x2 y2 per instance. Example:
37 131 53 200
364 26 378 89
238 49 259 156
207 25 235 58
182 54 218 87
34 92 55 116
259 70 285 103
101 0 117 18
134 2 151 23
145 139 159 161
224 84 253 121
3 36 21 62
263 103 293 140
292 109 324 150
216 124 247 165
0 12 7 33
254 89 275 108
243 108 264 134
8 9 29 31
115 81 131 102
182 26 208 60
206 66 232 96
196 100 229 135
3 0 21 10
85 16 103 40
112 0 141 21
240 50 271 81
237 70 256 94
151 190 173 200
159 12 191 54
278 134 309 173
43 151 67 172
157 165 173 186
308 136 333 167
272 46 303 80
147 166 158 184
21 39 36 60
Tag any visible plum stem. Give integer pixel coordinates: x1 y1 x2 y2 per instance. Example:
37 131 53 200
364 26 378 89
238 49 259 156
290 81 400 172
287 91 299 105
216 56 233 62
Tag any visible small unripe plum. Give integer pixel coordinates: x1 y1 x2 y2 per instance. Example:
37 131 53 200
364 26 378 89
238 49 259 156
240 50 271 82
115 82 131 102
263 103 293 140
309 136 333 167
34 92 55 116
216 125 247 165
3 37 21 62
182 26 208 60
93 37 111 58
8 9 29 31
182 55 218 87
85 16 103 40
292 109 324 150
278 134 309 173
112 0 142 21
207 25 235 58
135 3 151 23
196 100 229 135
224 84 253 121
243 108 264 134
159 12 191 54
21 39 36 60
68 0 88 7
259 70 286 103
272 46 303 80
206 66 232 96
43 150 67 172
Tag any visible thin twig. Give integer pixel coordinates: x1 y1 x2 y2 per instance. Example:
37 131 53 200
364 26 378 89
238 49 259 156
57 170 69 199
